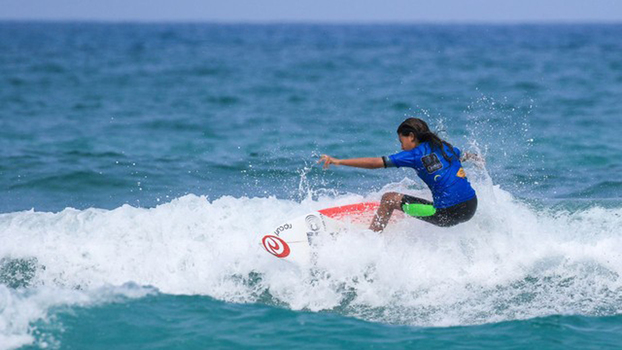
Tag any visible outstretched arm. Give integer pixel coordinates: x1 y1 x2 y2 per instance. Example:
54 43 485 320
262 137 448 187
318 155 384 169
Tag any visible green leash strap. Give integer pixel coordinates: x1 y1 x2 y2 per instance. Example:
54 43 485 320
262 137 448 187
402 203 436 217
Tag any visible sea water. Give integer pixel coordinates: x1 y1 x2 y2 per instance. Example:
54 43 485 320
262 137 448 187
1 22 622 349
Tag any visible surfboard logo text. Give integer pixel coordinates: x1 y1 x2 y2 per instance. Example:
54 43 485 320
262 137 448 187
262 235 291 258
272 223 292 236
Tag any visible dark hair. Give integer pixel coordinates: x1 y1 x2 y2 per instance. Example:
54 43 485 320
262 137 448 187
397 118 458 162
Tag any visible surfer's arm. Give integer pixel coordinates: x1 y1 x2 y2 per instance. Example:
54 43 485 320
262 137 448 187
319 155 384 169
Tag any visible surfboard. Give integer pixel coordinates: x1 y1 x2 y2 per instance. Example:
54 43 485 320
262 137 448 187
260 202 381 266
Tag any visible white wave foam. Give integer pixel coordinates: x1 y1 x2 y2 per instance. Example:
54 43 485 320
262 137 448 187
1 174 622 342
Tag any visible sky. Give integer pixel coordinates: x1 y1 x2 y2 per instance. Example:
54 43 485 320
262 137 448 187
1 0 621 23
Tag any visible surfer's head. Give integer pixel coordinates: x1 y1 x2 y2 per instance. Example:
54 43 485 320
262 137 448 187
396 130 417 151
397 118 430 150
397 118 430 140
397 118 457 161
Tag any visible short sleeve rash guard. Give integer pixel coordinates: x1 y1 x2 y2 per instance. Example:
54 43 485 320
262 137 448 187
384 142 476 208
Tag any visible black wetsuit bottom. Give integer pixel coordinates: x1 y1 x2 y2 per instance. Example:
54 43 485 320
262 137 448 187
400 195 478 227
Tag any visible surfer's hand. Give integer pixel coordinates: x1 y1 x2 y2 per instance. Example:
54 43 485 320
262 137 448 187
461 152 486 167
318 155 340 169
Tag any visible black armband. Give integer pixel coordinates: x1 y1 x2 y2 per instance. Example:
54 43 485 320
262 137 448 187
382 156 395 168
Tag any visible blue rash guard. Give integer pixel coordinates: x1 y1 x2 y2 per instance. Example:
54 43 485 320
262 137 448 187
383 142 476 209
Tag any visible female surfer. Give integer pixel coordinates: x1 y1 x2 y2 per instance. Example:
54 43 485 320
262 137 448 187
318 118 480 232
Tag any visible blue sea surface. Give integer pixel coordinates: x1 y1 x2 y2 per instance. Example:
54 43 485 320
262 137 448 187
1 22 622 349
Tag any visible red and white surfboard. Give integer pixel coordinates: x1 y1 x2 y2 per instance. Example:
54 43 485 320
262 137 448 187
318 202 380 222
260 202 382 265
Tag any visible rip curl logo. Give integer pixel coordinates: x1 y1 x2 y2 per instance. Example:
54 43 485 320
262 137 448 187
262 235 291 258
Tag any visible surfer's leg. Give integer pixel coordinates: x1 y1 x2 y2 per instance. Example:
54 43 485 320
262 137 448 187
369 192 403 232
408 197 478 227
431 197 478 227
400 195 441 224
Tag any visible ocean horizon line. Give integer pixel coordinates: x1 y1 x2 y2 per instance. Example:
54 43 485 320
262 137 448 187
1 18 621 26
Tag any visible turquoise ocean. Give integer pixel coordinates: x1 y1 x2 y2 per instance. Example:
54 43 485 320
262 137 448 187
1 22 622 349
